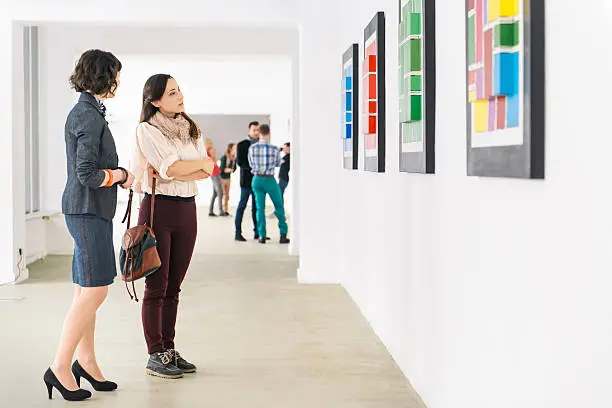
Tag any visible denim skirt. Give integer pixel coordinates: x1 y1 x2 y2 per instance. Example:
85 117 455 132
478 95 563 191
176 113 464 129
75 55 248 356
65 215 117 287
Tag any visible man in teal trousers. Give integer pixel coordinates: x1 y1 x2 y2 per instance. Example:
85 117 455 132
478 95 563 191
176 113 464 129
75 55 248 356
248 124 290 244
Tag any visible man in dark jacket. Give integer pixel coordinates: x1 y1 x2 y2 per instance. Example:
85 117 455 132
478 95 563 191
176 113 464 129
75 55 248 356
278 142 290 198
234 121 260 241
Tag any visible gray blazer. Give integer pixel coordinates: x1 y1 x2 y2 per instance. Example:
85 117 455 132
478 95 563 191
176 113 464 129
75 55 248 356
62 92 119 220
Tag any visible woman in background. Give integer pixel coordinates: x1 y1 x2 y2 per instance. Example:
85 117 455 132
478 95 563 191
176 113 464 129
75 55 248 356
46 49 134 401
219 143 237 216
206 138 224 216
135 74 215 379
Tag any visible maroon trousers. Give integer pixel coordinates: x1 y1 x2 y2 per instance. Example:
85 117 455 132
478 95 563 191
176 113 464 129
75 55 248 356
138 195 197 355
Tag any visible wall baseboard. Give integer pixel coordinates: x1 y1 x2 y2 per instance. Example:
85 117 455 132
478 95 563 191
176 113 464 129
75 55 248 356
47 251 73 256
26 251 46 266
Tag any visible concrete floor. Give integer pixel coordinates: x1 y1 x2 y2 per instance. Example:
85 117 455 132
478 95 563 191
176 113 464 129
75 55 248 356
0 209 424 407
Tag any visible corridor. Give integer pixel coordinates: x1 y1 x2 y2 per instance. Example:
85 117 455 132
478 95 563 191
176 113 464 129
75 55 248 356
0 212 424 407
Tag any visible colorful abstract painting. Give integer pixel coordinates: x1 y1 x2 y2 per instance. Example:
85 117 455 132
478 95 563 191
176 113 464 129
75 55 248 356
399 0 435 173
466 0 545 178
363 12 386 173
342 44 359 170
467 0 519 134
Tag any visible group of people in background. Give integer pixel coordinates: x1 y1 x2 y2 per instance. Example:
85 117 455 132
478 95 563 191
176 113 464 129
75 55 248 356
233 121 290 244
206 121 291 244
46 48 291 402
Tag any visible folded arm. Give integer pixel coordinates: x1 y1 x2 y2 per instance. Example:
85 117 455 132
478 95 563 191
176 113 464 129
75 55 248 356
173 170 210 181
166 160 212 178
137 123 214 181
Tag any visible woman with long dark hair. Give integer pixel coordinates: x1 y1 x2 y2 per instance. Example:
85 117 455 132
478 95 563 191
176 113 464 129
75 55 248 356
219 143 237 215
45 49 134 401
134 74 215 379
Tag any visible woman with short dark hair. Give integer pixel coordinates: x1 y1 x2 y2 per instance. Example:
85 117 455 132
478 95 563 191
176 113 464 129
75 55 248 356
44 49 134 401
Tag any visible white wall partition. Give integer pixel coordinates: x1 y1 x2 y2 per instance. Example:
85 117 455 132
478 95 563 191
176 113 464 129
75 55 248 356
296 0 612 407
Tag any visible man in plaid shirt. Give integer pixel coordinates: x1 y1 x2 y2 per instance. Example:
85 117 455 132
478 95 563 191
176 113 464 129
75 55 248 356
248 124 290 244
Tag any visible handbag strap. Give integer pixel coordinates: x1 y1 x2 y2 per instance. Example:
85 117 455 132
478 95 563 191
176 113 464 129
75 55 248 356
150 173 156 228
121 171 157 229
122 190 134 228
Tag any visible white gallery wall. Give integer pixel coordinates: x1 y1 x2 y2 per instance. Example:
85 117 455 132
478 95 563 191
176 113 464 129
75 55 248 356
297 0 612 408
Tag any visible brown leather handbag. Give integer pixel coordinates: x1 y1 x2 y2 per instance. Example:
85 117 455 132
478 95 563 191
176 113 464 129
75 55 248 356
119 177 161 302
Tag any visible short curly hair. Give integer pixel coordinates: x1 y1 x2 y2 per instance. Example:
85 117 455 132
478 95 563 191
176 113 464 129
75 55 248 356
69 49 122 97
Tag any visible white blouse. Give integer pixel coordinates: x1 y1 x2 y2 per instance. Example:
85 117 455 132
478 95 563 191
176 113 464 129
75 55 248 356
133 122 207 197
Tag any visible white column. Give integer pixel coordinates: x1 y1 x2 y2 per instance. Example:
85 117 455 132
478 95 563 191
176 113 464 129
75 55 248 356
288 52 300 256
295 1 347 283
12 23 28 282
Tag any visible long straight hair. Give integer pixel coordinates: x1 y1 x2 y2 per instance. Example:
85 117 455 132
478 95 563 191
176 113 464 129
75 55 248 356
140 74 200 141
225 143 236 158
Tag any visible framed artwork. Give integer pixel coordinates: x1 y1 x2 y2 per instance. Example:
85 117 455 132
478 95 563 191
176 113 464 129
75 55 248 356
466 0 545 178
342 44 359 170
363 12 386 173
399 0 436 174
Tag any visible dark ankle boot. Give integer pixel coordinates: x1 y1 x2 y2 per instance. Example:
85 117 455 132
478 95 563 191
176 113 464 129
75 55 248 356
167 349 197 373
146 351 183 379
280 234 290 244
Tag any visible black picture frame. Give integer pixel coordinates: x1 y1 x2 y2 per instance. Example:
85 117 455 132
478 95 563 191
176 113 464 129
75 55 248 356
363 11 386 173
399 0 436 174
465 0 545 179
342 44 359 170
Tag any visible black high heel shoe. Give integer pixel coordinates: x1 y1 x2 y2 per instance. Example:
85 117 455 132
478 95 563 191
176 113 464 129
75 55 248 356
72 361 118 392
43 368 92 401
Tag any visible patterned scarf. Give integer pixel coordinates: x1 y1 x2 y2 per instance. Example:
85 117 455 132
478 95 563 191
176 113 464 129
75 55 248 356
148 111 200 144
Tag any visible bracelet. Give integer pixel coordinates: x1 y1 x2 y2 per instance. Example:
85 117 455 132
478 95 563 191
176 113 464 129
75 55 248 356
103 169 114 187
114 167 129 186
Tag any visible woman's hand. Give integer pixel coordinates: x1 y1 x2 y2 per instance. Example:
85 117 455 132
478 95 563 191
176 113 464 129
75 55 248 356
111 168 134 189
121 171 135 189
200 157 216 174
174 170 209 182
